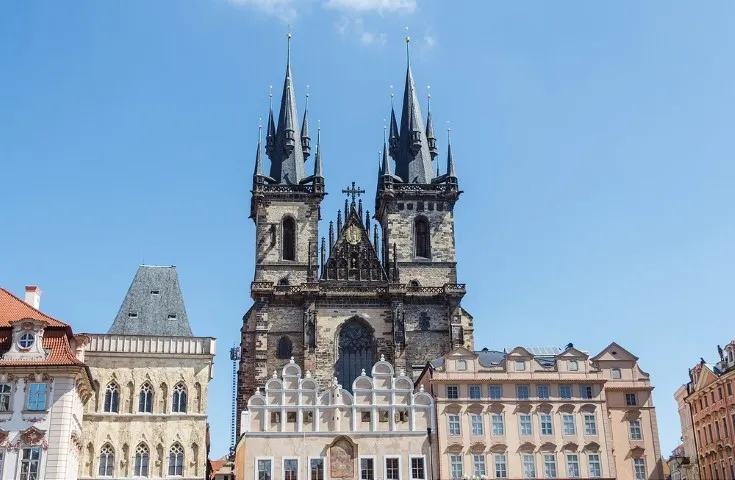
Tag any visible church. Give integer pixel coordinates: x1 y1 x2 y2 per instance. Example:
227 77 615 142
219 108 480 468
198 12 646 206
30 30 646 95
236 35 474 426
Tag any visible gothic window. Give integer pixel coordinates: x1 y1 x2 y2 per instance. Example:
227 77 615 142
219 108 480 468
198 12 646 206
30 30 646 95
139 382 153 413
168 443 184 476
409 280 420 287
172 383 187 413
277 336 293 359
98 444 115 477
282 217 296 261
414 216 431 258
336 319 375 392
104 382 119 413
134 443 150 477
278 277 290 286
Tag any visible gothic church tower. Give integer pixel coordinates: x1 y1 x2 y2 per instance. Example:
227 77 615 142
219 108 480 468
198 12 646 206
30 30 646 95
237 36 472 433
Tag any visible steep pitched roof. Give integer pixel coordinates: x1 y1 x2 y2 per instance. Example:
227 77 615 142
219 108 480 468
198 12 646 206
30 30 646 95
108 265 193 337
0 287 68 328
393 64 434 184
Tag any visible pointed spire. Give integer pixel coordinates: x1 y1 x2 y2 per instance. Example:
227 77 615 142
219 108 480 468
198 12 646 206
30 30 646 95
254 123 264 178
382 127 393 177
425 87 438 159
373 224 379 250
301 88 311 159
320 237 326 271
446 128 456 178
389 86 399 158
365 210 370 231
358 199 363 221
313 121 323 178
266 87 275 158
329 221 335 251
337 210 342 233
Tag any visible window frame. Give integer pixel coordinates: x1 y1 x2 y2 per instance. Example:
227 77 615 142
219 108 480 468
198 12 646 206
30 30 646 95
446 385 459 400
611 368 622 379
283 457 300 480
519 414 533 436
26 382 49 412
134 443 150 477
468 384 482 400
19 446 42 480
566 453 580 478
255 456 274 480
448 414 461 436
522 453 536 479
629 419 643 440
139 382 154 413
494 453 508 479
517 385 530 400
384 455 401 480
98 444 115 477
515 359 526 371
172 382 188 413
488 385 502 400
580 385 593 399
633 458 646 480
583 413 598 435
588 453 602 478
456 359 467 371
559 384 572 399
472 454 487 478
540 413 553 436
491 413 505 436
409 455 426 480
359 455 376 480
470 413 484 436
103 381 119 413
413 215 431 259
282 216 297 261
307 457 326 480
449 454 463 480
0 383 12 412
0 448 4 480
562 413 576 435
168 443 185 477
537 384 550 399
625 392 638 407
543 453 558 479
568 360 579 371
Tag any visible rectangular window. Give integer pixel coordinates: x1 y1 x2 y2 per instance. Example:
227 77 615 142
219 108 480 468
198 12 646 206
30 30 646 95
448 414 461 436
612 368 622 379
712 391 716 404
469 385 482 399
304 411 314 424
361 411 371 423
379 411 390 423
447 385 459 399
724 417 729 437
0 449 4 480
719 387 723 400
284 459 298 480
580 385 593 399
491 414 505 435
537 385 550 399
309 458 324 480
360 458 375 480
567 454 580 478
633 458 646 480
494 454 507 479
287 412 297 423
456 359 467 371
0 384 10 412
410 457 425 480
257 459 272 480
489 385 502 399
449 455 463 480
588 454 602 478
625 392 638 406
515 360 526 371
523 454 536 478
716 421 721 440
543 454 557 479
20 447 41 480
584 414 597 435
559 385 572 399
630 420 642 440
568 360 579 371
540 414 553 435
471 413 484 436
27 383 47 411
473 455 486 477
562 414 576 435
520 414 533 435
385 457 400 480
517 385 529 399
270 412 281 424
728 382 733 396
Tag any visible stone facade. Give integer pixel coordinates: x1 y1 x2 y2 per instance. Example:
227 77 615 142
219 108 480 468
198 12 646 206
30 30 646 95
235 357 435 480
416 343 665 480
0 286 93 480
672 385 700 480
80 334 215 480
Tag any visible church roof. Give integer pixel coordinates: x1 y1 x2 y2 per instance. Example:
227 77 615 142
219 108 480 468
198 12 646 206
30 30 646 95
108 265 193 337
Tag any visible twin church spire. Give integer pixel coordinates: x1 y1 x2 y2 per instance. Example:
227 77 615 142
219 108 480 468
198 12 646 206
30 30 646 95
252 33 457 190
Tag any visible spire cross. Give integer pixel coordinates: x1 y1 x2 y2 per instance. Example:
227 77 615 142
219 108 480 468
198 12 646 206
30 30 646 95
342 181 366 202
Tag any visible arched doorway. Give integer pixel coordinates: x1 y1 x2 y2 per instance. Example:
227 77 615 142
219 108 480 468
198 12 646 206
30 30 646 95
336 319 375 391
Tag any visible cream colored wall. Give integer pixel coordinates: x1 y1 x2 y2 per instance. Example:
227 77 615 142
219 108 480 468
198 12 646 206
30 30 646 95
80 336 214 480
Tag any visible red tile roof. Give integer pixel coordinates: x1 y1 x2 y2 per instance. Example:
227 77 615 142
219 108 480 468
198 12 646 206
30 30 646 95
0 287 82 366
0 288 68 327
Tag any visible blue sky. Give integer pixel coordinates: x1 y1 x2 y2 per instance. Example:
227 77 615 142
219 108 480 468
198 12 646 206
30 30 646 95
2 0 735 459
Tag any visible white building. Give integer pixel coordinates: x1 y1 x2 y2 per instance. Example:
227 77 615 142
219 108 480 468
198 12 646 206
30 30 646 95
236 356 436 480
0 285 93 480
79 265 215 480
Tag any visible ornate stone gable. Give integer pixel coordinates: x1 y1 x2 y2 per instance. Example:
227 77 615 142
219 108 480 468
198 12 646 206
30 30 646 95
321 208 386 282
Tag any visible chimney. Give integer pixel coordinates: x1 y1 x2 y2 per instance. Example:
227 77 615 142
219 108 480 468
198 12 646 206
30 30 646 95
24 286 42 310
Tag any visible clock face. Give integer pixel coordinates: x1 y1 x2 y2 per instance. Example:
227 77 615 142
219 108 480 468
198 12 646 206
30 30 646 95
346 225 361 245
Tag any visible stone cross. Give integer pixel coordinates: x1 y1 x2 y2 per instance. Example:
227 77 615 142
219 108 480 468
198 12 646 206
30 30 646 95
342 181 365 202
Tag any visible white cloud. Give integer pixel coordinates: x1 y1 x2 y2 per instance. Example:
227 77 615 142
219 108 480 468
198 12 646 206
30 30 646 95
360 31 387 45
226 0 299 23
423 34 436 48
324 0 417 13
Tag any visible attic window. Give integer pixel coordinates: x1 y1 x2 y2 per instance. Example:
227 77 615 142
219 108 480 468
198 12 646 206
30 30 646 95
128 313 138 318
150 290 160 295
168 314 177 320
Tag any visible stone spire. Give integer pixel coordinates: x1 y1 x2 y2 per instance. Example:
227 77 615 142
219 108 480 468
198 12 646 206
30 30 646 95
301 89 311 159
265 88 276 158
425 88 438 160
254 125 263 177
313 122 323 178
394 35 434 184
388 89 400 158
446 128 456 178
268 33 307 185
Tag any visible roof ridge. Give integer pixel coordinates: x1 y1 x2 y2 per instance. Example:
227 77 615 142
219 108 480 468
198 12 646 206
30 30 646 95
0 287 69 328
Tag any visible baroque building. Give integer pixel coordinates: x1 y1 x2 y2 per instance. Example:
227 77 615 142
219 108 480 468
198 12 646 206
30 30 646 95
684 341 735 480
416 343 664 480
0 285 93 480
80 265 216 480
235 357 435 480
237 36 472 428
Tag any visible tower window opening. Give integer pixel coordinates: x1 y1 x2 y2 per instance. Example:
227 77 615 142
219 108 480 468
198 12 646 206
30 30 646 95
414 216 431 259
282 217 296 261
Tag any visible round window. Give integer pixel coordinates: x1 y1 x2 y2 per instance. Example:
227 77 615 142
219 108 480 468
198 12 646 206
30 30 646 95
18 333 35 349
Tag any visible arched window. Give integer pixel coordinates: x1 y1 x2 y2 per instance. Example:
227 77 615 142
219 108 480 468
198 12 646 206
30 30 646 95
103 382 119 413
336 318 375 392
98 444 115 477
277 336 293 359
282 217 296 261
172 383 187 413
414 216 431 258
134 443 150 477
139 382 153 413
168 443 184 476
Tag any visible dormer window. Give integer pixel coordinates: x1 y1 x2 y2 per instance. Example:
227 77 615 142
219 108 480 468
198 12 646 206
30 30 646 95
457 360 467 371
18 333 35 349
515 360 526 371
569 360 579 371
167 314 177 320
128 313 138 319
150 290 160 295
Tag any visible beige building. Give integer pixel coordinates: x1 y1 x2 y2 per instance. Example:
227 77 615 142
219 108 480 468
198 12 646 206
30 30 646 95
80 265 216 480
416 343 664 480
672 385 700 480
236 356 436 480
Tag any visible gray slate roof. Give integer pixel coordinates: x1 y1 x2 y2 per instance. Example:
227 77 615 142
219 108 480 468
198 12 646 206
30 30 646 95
108 265 193 337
